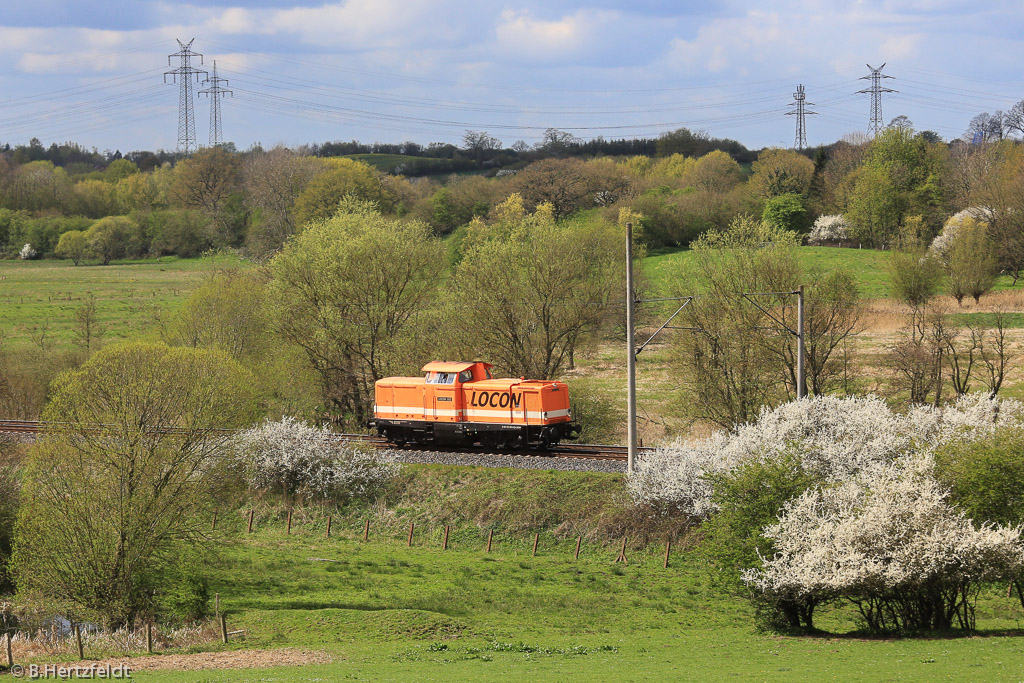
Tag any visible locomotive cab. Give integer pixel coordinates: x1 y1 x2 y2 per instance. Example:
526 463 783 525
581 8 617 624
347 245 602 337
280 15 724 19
370 361 579 449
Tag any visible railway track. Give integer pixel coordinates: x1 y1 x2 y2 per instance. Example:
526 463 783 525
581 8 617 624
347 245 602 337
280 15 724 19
0 420 645 462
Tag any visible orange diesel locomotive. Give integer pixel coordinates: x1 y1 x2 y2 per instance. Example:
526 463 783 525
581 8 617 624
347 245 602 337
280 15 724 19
370 361 579 449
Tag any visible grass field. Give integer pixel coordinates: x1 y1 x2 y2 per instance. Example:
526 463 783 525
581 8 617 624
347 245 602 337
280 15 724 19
644 246 1024 300
95 468 1024 682
0 255 234 348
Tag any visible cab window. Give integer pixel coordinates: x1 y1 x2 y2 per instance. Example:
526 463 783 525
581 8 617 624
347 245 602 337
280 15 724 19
426 371 455 384
458 370 472 383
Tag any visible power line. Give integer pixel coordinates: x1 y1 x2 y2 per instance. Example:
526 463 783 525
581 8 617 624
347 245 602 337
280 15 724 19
199 61 232 147
857 64 897 137
164 39 207 154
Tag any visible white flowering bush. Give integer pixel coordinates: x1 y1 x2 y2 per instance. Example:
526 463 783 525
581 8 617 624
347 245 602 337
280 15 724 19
807 215 850 244
629 395 916 517
908 392 1024 445
630 393 1024 519
742 459 1024 632
929 208 989 259
234 417 398 500
19 243 37 260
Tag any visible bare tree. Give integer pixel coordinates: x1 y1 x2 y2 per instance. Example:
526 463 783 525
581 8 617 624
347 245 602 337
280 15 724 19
461 130 502 164
978 310 1014 396
965 111 1009 142
888 304 948 406
243 146 320 257
72 294 104 352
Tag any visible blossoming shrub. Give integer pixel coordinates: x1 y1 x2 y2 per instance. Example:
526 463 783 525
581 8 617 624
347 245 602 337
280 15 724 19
807 214 850 244
630 393 1024 519
629 395 916 517
742 460 1024 632
234 417 398 501
929 208 988 258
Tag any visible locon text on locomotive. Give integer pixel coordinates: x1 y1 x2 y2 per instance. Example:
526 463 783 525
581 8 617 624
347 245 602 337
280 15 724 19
469 391 522 408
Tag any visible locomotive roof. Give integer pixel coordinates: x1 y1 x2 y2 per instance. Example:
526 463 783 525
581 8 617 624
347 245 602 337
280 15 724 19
420 361 492 372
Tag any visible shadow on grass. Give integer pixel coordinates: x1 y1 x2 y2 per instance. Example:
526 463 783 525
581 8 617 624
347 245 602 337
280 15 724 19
778 627 1024 641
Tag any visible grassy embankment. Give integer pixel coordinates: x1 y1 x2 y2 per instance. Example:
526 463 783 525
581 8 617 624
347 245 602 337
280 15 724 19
68 465 1024 682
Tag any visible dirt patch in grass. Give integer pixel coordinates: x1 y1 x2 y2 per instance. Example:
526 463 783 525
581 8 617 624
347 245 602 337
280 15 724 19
54 648 332 672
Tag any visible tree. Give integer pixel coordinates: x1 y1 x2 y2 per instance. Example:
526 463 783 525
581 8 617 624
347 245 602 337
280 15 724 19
761 193 807 233
509 157 630 219
1005 100 1024 137
461 130 502 164
170 146 244 244
291 158 392 228
675 217 799 426
749 148 814 198
269 199 444 424
846 127 947 246
965 142 1024 282
72 294 104 351
55 230 89 265
675 216 859 424
242 146 320 256
965 111 1008 142
888 220 943 308
942 216 997 304
452 195 622 379
86 216 139 265
535 128 580 156
684 150 742 192
162 269 270 361
13 342 256 626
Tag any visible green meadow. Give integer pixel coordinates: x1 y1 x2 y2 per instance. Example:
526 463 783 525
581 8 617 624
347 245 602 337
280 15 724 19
119 467 1024 682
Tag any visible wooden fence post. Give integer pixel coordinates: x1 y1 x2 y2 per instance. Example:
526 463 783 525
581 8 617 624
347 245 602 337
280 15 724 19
664 539 671 569
146 624 153 654
220 615 228 644
532 533 539 557
5 631 13 669
211 511 217 531
615 536 628 564
75 624 84 660
325 515 332 539
574 535 582 560
407 522 415 547
486 529 493 553
247 509 254 534
286 509 292 535
363 519 370 542
442 525 450 550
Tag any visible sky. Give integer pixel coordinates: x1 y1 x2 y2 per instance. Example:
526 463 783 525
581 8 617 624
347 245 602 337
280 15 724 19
0 0 1021 154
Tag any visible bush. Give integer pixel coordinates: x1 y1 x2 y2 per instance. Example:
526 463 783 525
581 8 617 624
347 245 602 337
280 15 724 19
13 342 256 626
153 551 210 624
699 455 816 590
234 417 398 501
568 381 623 444
629 393 1024 518
934 426 1024 527
743 460 1024 633
761 193 807 233
807 214 849 244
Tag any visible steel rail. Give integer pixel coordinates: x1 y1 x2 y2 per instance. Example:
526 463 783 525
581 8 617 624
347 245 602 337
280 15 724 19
0 420 642 462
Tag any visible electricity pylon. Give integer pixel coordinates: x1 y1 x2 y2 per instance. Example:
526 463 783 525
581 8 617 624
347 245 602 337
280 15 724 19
857 64 897 137
164 39 207 154
199 61 232 146
786 84 816 150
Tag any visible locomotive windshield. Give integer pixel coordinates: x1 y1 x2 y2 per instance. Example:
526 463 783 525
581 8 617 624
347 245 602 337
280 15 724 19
425 371 456 384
